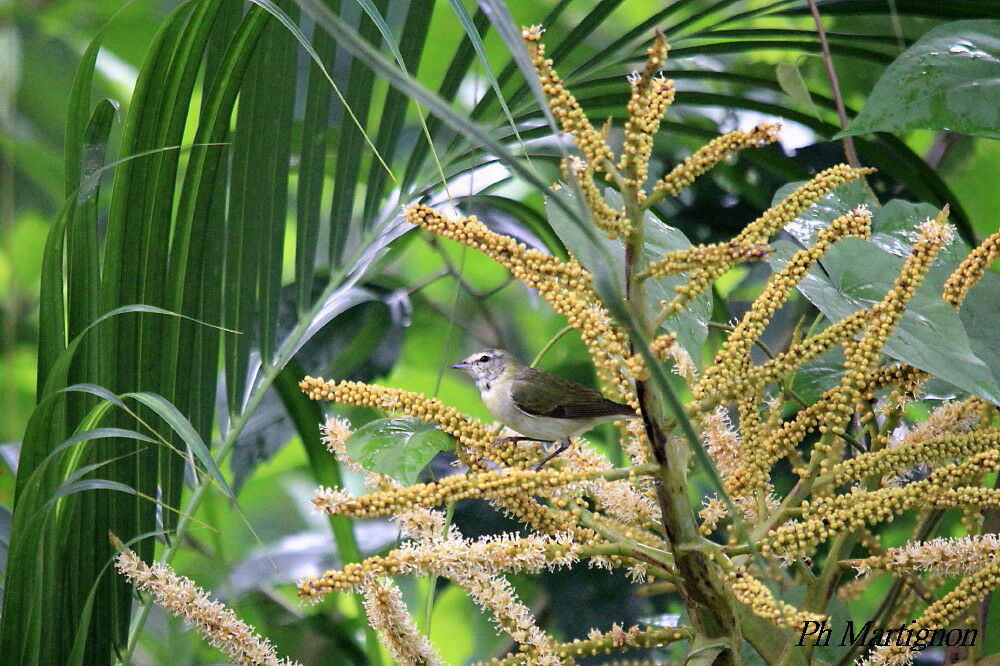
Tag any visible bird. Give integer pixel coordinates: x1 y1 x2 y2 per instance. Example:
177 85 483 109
450 348 637 469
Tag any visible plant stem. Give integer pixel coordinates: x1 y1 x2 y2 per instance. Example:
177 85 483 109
806 0 860 168
619 179 745 664
531 324 574 367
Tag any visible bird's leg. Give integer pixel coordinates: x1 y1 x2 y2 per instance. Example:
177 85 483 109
530 438 570 470
493 435 555 449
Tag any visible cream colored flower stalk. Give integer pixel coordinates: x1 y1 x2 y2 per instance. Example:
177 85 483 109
559 442 660 527
320 416 364 474
310 467 590 518
297 533 579 599
653 122 781 198
113 539 298 666
703 407 741 481
360 577 445 666
453 570 561 665
890 397 987 449
855 534 1000 578
862 559 1000 666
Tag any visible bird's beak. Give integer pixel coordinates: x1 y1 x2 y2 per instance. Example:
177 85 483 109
450 361 468 370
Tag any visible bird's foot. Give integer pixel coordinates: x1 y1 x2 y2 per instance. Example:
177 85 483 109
529 440 570 471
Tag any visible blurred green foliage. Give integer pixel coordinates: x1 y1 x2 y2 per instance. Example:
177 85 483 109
1 0 999 663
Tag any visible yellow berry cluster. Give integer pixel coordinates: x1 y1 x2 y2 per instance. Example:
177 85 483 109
861 362 929 402
618 34 675 192
653 122 781 198
522 25 613 170
814 212 951 453
764 450 1000 559
403 203 591 293
738 309 872 402
404 203 635 405
562 156 629 238
867 560 1000 665
299 376 508 469
477 625 692 666
644 241 771 279
649 332 677 360
735 165 874 246
943 228 1000 308
733 211 952 490
697 207 872 402
311 467 590 518
297 535 580 600
624 353 648 381
726 568 827 629
726 393 825 495
658 165 873 316
492 491 589 537
830 427 998 485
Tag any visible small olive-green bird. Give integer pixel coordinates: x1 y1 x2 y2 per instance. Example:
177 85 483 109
450 349 636 468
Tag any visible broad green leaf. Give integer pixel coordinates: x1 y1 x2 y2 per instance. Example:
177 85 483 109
345 417 454 486
838 20 1000 139
769 235 1000 405
641 213 713 363
779 194 1000 406
790 345 845 406
956 273 1000 401
869 199 971 265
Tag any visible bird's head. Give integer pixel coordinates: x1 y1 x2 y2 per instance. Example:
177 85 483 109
450 348 512 392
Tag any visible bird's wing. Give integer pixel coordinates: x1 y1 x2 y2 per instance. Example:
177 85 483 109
509 366 634 419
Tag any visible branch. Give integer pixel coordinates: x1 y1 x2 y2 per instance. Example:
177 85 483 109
806 0 860 168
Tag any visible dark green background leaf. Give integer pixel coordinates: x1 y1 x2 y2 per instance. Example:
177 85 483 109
839 19 1000 138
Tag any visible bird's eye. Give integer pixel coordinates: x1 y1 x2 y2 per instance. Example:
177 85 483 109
479 355 490 363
